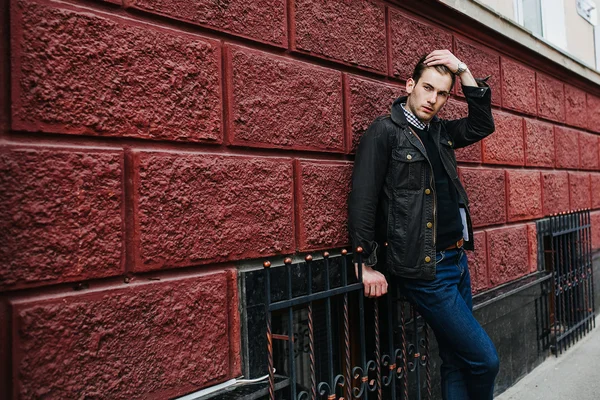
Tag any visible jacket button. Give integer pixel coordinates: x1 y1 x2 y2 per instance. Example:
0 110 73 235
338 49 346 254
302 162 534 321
425 188 431 195
426 222 433 228
425 256 431 263
448 140 453 146
407 154 412 160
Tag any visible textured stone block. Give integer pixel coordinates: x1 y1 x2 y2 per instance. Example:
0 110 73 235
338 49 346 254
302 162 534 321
527 223 538 273
347 75 405 153
579 132 599 170
0 147 124 291
466 230 488 293
134 152 294 271
507 170 542 222
454 37 500 105
459 167 506 227
296 161 353 250
293 0 386 72
501 58 536 115
565 85 587 129
569 172 591 210
554 126 580 169
524 119 554 167
587 94 600 133
389 10 453 79
438 98 468 120
482 111 524 165
591 211 600 250
542 171 570 216
536 74 564 122
126 0 286 46
455 143 482 164
12 0 221 142
228 46 343 152
592 174 600 209
11 272 240 399
487 225 530 286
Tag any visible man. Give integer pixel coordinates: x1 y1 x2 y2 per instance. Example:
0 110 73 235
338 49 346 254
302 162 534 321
348 49 499 399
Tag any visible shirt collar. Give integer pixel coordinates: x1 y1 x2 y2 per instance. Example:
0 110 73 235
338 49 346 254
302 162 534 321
401 103 428 130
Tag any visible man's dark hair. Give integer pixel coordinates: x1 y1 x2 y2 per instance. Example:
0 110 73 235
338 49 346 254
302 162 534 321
411 54 456 88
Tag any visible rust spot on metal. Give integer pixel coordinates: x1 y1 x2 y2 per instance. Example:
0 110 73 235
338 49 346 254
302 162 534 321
414 352 420 358
356 246 363 253
305 254 313 262
263 260 271 268
341 249 348 255
390 363 396 370
284 257 292 265
361 376 368 383
323 251 330 258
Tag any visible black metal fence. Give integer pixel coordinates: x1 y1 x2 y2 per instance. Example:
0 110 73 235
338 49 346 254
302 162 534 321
262 249 432 400
536 210 596 356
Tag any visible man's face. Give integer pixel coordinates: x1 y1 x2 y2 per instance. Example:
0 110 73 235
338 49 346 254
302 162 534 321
405 68 453 124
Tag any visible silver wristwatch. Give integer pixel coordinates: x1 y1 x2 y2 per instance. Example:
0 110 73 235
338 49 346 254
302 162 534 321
456 61 468 75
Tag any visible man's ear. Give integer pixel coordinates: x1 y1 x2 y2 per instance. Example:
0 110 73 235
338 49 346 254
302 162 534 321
406 78 415 94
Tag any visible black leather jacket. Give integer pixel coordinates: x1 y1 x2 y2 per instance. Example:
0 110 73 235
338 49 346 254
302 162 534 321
348 81 494 280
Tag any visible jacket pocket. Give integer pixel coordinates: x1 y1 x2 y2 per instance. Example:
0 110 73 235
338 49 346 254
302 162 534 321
391 147 426 191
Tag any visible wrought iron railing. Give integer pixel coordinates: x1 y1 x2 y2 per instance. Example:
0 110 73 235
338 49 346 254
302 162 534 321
262 249 432 400
536 210 596 356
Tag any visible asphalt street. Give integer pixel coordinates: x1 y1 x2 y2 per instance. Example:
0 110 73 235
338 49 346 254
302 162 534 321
495 323 600 400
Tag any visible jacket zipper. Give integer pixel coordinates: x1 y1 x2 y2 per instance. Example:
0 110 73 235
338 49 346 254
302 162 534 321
407 127 437 251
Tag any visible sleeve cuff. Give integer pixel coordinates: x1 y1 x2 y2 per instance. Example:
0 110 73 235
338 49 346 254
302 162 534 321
462 85 488 99
362 241 379 267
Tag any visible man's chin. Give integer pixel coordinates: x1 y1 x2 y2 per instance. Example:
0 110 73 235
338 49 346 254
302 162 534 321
416 112 433 124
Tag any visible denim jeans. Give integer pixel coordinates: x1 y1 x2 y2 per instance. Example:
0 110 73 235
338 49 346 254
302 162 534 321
396 248 499 400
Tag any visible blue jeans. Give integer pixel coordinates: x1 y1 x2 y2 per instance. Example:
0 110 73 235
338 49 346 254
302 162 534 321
396 248 499 400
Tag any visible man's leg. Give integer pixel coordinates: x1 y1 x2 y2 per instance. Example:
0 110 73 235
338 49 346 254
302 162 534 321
397 248 499 400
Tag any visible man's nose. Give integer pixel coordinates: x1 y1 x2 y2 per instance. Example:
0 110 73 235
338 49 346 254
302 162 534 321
427 93 437 104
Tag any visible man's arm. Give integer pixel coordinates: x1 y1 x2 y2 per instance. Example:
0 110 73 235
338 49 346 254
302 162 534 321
348 117 390 297
425 50 495 148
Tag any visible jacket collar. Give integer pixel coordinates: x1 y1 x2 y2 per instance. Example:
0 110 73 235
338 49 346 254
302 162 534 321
390 96 443 159
390 96 440 128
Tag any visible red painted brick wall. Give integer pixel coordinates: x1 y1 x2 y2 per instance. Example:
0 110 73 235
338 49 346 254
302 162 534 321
2 0 600 398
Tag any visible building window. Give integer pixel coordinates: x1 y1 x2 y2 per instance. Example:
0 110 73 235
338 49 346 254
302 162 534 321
514 0 567 50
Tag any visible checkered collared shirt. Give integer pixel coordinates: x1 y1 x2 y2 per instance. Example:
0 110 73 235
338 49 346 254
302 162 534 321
401 103 429 130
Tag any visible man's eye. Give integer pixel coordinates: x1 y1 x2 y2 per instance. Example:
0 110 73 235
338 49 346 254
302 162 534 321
424 86 432 91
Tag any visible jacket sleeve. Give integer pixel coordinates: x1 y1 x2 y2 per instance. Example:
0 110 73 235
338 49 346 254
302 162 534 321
348 118 391 266
441 78 495 149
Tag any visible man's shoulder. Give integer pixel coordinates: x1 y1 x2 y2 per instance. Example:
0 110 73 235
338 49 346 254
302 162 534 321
369 114 397 130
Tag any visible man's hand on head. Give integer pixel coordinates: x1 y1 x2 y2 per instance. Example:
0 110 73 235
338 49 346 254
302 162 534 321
355 263 388 298
424 49 462 73
424 49 478 87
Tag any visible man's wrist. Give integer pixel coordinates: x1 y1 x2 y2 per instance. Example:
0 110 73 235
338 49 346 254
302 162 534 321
455 61 468 75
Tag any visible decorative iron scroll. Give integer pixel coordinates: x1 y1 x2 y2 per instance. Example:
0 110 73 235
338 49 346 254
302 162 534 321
263 249 432 399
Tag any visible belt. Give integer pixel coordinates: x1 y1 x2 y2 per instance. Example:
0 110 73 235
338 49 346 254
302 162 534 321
444 238 464 250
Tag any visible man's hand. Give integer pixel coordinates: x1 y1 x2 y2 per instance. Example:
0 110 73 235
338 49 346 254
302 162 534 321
424 49 477 87
355 263 388 298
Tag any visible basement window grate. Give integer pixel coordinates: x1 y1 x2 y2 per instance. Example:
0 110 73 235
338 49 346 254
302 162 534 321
536 210 596 356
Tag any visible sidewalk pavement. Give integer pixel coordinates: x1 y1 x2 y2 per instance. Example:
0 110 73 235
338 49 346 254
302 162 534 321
495 323 600 400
